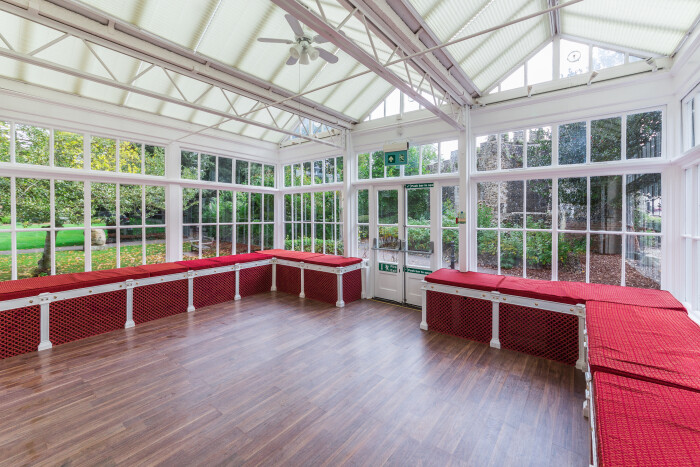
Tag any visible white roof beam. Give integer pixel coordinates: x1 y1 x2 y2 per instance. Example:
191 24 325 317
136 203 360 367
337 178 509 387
271 0 465 130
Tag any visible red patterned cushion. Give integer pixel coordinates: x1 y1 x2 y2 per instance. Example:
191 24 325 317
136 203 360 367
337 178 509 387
304 255 362 267
136 263 189 277
594 372 700 467
586 301 700 392
576 283 685 311
425 269 504 292
258 249 323 262
498 276 583 305
210 253 272 266
175 259 221 270
73 267 150 285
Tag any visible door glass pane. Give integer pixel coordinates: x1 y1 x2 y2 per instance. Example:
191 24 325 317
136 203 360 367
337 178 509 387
626 173 661 233
120 141 143 174
378 190 398 225
377 226 399 262
407 227 431 267
558 233 586 282
55 131 84 169
590 234 622 285
91 136 116 171
526 231 551 280
591 117 621 162
590 176 622 231
627 111 662 159
625 235 660 289
559 122 586 165
527 127 551 167
16 124 49 166
407 189 430 225
477 230 498 274
218 157 232 183
526 179 552 229
501 131 524 169
558 177 587 230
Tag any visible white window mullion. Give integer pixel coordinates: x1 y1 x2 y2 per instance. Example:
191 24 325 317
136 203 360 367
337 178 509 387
50 179 56 276
10 176 17 280
116 183 121 268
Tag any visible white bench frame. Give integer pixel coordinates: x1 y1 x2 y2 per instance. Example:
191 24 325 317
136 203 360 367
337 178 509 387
0 257 369 354
420 280 587 371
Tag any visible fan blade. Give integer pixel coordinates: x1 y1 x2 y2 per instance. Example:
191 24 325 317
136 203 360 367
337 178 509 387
286 55 299 66
317 48 338 64
285 14 304 37
258 38 294 44
313 35 328 44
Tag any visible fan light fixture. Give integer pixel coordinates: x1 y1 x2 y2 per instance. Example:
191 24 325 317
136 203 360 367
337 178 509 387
289 43 302 60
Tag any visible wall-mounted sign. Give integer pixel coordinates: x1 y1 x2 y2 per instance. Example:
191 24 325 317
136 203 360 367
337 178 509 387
404 266 432 275
405 182 434 189
378 262 398 273
384 141 409 166
455 210 466 224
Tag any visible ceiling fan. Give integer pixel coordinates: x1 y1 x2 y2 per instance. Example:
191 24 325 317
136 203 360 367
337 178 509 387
257 14 339 66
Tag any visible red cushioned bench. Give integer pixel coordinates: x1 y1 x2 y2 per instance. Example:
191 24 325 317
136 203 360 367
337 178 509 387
591 372 700 467
301 255 364 305
586 301 700 392
131 263 190 325
258 249 325 296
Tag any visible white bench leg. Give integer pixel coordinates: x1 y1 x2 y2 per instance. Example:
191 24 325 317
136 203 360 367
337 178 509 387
420 288 428 330
576 315 585 371
336 272 344 308
299 265 305 298
125 282 135 328
490 300 500 349
235 269 241 301
271 262 277 292
187 274 195 312
38 294 52 351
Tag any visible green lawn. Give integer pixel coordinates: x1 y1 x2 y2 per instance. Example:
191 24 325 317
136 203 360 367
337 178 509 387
0 226 87 251
0 243 166 281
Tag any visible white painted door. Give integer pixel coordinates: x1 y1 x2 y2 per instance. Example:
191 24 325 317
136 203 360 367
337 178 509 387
374 187 403 302
404 186 433 306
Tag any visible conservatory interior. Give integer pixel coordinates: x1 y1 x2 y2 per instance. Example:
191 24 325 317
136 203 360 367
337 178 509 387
0 0 699 465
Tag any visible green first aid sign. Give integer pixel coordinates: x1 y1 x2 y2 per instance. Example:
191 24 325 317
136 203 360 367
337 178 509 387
378 262 398 273
385 150 407 166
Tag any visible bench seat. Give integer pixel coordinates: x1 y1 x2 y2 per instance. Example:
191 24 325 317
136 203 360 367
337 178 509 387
424 269 505 292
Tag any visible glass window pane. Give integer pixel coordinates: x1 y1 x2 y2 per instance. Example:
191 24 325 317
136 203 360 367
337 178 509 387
181 151 198 179
527 127 551 167
421 144 438 175
323 192 333 223
558 233 586 282
201 225 217 258
56 231 85 274
303 223 312 252
264 194 274 223
407 188 430 225
590 176 622 231
477 182 498 228
293 194 301 222
251 192 262 222
145 145 165 176
284 165 292 187
526 179 552 229
0 121 9 163
358 153 370 179
55 180 84 228
477 230 498 274
589 234 622 285
559 122 586 165
500 65 524 91
263 224 274 249
284 194 292 222
358 189 369 223
476 135 497 171
54 131 84 169
558 177 587 230
527 43 553 85
336 157 344 182
592 47 624 71
626 173 661 233
284 223 293 250
219 190 233 224
91 136 116 171
236 225 248 254
182 225 200 260
501 131 524 169
91 182 116 227
591 117 621 162
182 188 199 224
377 226 399 262
303 161 312 185
251 224 262 251
314 160 324 184
627 111 662 159
91 229 117 271
0 178 9 230
526 231 551 280
386 163 400 178
250 162 262 186
218 157 232 183
560 39 589 78
500 231 523 276
407 228 431 266
335 225 343 256
0 232 9 280
120 228 143 267
442 229 459 269
120 184 142 226
200 154 216 181
358 225 370 260
386 89 400 116
146 227 166 264
500 181 524 228
440 140 458 173
404 93 420 113
236 160 249 185
264 165 275 187
202 189 217 224
120 141 143 174
293 163 301 186
442 186 459 228
372 151 385 178
325 158 335 183
378 190 398 225
626 235 661 289
16 124 49 166
219 225 233 256
406 146 420 176
335 190 342 222
314 192 324 222
237 192 249 223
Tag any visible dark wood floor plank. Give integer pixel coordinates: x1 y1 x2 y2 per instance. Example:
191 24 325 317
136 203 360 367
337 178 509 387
0 292 587 466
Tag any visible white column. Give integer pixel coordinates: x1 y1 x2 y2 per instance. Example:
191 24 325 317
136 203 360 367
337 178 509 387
234 267 241 300
299 264 305 298
459 107 470 272
343 131 353 257
187 271 195 312
271 260 277 291
38 293 52 351
490 298 501 348
420 287 428 330
125 279 135 328
166 142 183 262
336 270 344 307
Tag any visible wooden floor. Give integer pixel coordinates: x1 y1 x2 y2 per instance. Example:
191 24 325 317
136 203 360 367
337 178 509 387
0 293 588 466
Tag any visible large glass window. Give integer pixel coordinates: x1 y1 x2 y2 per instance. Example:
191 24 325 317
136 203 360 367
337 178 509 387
284 190 342 254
